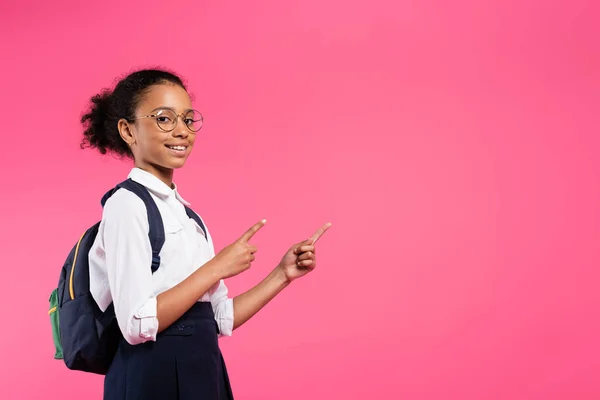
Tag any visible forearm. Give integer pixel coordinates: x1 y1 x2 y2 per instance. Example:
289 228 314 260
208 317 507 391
232 266 290 330
156 261 221 333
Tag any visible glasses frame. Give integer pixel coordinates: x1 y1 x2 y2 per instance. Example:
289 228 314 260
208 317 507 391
127 108 203 132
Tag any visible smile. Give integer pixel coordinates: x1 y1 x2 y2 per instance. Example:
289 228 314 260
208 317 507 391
166 145 187 152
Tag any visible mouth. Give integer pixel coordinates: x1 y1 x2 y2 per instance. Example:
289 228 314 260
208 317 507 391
165 145 188 153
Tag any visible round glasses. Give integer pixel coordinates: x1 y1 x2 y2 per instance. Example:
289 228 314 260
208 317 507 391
128 108 203 132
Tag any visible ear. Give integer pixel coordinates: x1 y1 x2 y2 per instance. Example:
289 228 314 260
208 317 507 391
118 118 136 147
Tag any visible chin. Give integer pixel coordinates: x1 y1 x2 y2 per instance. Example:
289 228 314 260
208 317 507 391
153 158 188 172
168 160 188 169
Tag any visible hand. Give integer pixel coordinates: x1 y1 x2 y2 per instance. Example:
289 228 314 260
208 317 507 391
209 220 266 279
278 222 332 282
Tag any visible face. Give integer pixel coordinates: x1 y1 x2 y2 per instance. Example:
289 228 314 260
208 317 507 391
118 83 198 185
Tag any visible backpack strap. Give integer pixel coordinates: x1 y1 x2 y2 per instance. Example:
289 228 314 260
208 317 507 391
100 179 165 273
184 206 207 239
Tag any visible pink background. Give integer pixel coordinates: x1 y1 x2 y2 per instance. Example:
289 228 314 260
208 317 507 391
1 0 599 398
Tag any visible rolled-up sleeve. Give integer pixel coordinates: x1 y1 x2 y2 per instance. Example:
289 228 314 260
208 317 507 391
202 223 234 336
210 280 234 336
103 191 159 345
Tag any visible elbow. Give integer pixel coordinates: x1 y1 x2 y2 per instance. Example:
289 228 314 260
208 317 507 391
213 298 234 337
120 316 158 345
121 331 145 346
117 300 159 345
218 323 233 337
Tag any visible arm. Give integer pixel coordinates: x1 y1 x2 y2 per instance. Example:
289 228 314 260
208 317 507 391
103 192 225 344
207 221 283 335
155 263 221 333
155 221 331 335
232 267 290 330
226 223 332 331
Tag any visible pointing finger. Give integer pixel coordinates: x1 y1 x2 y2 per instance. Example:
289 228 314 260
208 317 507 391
239 219 267 243
310 222 332 245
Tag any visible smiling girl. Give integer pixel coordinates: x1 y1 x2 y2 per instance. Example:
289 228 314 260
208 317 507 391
81 69 330 399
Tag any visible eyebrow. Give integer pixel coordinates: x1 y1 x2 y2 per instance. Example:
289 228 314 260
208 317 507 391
150 106 194 113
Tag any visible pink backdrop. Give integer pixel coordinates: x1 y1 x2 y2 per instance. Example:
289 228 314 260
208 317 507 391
1 0 599 398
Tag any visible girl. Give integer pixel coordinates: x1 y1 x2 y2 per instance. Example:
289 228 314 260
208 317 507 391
81 68 331 399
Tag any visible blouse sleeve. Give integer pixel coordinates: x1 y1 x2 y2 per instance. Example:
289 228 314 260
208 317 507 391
101 190 160 345
203 222 234 336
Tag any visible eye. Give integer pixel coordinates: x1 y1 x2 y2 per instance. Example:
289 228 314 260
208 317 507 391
156 116 173 123
184 118 194 125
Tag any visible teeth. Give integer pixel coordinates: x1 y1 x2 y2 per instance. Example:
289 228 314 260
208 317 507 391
168 146 186 151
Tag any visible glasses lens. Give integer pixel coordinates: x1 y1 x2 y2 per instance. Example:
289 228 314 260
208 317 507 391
155 109 177 131
184 110 203 132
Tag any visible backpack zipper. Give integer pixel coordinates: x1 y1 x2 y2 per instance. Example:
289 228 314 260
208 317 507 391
69 232 86 300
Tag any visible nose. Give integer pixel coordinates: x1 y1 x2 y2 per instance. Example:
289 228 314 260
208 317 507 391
172 115 189 138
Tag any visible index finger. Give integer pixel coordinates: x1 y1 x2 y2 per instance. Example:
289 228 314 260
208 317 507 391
310 222 332 245
239 219 267 243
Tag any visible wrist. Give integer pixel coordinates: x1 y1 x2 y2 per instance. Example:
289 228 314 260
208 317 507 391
203 259 224 282
274 264 291 286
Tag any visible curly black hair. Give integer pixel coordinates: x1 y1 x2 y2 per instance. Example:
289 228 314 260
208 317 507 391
80 69 187 158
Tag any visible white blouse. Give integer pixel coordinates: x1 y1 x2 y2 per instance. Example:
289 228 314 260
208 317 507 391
89 168 234 345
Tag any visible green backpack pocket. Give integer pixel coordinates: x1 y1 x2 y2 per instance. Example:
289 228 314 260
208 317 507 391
48 288 63 359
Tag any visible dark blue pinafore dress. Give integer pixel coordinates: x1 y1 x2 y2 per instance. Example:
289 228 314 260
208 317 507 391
103 302 234 399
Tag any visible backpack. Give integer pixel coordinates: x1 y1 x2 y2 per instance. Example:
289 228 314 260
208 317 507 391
48 178 207 375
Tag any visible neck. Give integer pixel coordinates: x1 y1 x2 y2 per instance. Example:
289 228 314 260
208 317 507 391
135 163 174 188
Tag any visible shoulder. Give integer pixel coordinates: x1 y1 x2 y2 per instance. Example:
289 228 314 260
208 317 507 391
102 187 149 227
186 206 214 244
186 206 209 229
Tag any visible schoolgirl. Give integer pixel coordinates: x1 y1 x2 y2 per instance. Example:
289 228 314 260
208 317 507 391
81 69 331 399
